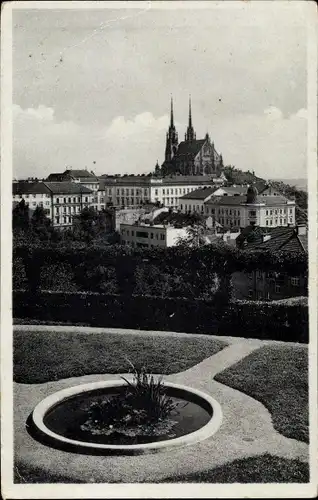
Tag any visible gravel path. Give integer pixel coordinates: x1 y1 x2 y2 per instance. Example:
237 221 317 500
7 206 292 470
13 329 308 484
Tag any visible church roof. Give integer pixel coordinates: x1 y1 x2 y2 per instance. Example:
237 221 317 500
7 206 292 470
175 139 206 159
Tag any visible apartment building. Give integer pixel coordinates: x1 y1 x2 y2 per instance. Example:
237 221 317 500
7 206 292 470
99 174 224 209
13 182 52 216
204 186 295 229
120 223 188 248
47 169 100 211
232 224 308 300
13 181 94 229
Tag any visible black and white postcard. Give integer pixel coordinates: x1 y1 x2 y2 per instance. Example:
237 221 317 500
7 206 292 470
1 1 317 498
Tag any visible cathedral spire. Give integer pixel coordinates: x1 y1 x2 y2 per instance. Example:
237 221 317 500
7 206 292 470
170 96 174 128
164 96 178 163
188 95 192 129
185 95 195 142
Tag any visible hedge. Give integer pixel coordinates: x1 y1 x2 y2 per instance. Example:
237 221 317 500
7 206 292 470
220 300 308 343
13 291 308 342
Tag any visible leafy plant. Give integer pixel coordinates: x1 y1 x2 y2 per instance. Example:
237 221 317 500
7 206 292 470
82 361 183 435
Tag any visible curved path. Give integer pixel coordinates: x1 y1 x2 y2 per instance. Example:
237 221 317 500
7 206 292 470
14 331 308 483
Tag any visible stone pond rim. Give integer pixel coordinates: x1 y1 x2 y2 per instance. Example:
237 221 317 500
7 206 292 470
31 380 223 455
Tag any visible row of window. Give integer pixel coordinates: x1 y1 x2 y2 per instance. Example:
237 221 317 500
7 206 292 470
122 241 162 248
121 228 166 240
16 193 50 199
247 272 300 286
265 208 294 216
55 196 90 204
54 216 72 225
265 218 293 226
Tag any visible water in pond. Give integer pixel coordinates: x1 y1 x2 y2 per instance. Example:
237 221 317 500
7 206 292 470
43 388 212 445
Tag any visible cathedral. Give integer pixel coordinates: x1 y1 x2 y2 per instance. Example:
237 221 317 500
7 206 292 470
157 98 224 177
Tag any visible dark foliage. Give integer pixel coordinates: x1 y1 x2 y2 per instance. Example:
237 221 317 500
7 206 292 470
13 291 308 342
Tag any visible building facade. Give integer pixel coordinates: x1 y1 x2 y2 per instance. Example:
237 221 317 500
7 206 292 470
204 186 296 229
98 174 224 209
232 225 308 300
120 223 188 248
13 181 94 229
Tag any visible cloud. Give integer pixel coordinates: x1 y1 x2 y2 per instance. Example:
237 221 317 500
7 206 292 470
209 107 307 179
13 105 169 178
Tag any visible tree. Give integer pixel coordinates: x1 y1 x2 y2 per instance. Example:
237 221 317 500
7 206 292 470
13 199 30 231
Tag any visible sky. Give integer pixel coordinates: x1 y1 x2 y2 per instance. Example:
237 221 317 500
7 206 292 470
12 2 309 180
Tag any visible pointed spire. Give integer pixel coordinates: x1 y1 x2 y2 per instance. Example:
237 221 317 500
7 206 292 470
185 95 195 142
188 95 192 128
170 95 174 127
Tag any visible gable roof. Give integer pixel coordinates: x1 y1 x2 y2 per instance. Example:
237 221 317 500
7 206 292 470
64 169 96 179
13 181 51 195
46 173 72 182
245 226 308 254
179 186 218 200
44 182 93 194
174 139 206 160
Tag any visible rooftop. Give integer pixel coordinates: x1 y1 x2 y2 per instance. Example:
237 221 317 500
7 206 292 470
44 182 93 194
241 225 308 254
179 186 218 200
64 169 97 179
13 181 51 195
205 195 292 206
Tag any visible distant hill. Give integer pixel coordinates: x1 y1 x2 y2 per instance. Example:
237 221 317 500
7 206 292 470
272 178 307 192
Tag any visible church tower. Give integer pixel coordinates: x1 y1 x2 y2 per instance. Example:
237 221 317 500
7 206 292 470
185 96 196 142
164 97 178 162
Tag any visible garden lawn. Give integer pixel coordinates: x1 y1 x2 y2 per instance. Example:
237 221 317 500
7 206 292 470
14 329 227 384
162 454 309 483
214 344 308 443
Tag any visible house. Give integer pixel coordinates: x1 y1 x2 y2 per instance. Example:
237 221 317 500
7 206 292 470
178 186 218 214
120 223 188 248
13 181 94 229
232 224 308 300
204 185 296 229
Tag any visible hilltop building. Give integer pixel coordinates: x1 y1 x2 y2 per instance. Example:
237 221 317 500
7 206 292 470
159 97 225 177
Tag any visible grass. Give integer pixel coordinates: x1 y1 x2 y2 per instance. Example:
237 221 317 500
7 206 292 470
214 344 308 443
14 329 227 384
15 455 309 484
162 454 309 483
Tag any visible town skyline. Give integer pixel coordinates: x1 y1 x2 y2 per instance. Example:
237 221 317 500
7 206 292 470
13 3 308 181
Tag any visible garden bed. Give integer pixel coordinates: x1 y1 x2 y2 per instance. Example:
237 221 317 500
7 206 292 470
214 344 308 442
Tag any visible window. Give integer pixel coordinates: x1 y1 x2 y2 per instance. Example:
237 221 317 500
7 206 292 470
247 272 253 279
266 220 269 226
150 233 154 239
136 231 148 238
257 270 262 279
180 204 183 210
64 197 67 203
131 230 134 236
248 289 253 298
156 234 158 240
291 277 300 286
155 189 158 195
249 210 256 217
163 189 165 195
68 197 71 203
160 234 165 240
55 216 60 224
266 210 269 216
63 216 67 224
275 284 281 293
46 201 50 206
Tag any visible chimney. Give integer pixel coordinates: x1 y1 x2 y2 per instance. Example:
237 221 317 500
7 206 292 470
263 234 271 242
295 224 307 236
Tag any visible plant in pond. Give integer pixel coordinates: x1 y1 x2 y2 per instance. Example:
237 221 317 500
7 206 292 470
81 362 185 438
